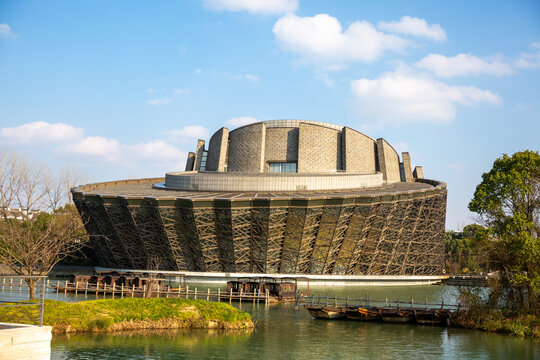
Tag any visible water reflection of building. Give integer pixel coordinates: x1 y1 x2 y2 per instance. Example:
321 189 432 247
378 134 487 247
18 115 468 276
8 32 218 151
72 120 447 276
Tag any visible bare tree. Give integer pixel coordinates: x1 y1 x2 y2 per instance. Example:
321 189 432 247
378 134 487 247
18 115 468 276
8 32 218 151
15 157 47 219
144 256 163 298
0 206 87 299
0 150 90 299
0 151 23 219
43 165 86 212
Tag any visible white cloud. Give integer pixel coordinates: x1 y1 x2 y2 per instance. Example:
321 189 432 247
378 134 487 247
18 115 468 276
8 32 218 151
416 53 513 78
378 16 446 42
146 98 171 105
0 24 17 38
124 140 184 160
244 74 259 82
173 89 191 96
514 43 540 69
350 71 502 124
166 125 210 143
273 14 409 67
226 116 260 127
204 0 297 14
0 121 84 145
64 136 120 160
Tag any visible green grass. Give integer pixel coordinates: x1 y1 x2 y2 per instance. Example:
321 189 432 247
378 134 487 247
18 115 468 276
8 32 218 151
453 310 540 337
0 298 254 333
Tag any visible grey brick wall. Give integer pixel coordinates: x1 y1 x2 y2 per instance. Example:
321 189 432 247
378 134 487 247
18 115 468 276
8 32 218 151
401 152 413 182
193 140 205 171
342 127 376 174
185 152 195 171
376 138 401 183
298 122 341 173
206 127 229 172
227 123 266 173
264 127 298 171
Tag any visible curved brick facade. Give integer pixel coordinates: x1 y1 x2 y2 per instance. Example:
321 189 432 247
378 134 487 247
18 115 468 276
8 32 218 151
73 178 447 275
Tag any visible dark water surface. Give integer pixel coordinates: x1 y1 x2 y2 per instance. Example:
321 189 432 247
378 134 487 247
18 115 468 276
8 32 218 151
49 284 540 359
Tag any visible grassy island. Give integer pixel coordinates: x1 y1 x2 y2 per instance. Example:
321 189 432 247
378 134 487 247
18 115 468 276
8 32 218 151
452 310 540 338
0 298 254 333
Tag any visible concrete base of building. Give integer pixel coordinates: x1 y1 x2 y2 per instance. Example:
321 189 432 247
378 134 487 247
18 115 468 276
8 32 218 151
0 323 52 360
96 267 449 286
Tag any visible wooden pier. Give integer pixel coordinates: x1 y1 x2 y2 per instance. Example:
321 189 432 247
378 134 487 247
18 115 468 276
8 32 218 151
0 278 270 304
296 293 464 326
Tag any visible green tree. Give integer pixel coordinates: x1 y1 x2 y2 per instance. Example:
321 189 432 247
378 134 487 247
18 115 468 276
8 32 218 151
469 150 540 313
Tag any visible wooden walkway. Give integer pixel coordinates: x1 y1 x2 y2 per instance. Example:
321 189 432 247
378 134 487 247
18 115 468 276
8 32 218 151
1 278 270 304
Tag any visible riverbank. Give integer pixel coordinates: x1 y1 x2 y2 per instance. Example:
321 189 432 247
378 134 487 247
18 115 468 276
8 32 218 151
452 310 540 337
0 298 254 333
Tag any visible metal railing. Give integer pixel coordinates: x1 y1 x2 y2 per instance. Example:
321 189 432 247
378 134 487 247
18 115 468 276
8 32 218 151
0 275 47 326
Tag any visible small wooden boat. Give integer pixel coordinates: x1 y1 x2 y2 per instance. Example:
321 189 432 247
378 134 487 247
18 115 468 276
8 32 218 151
380 308 415 323
415 309 451 325
305 305 346 319
344 307 381 321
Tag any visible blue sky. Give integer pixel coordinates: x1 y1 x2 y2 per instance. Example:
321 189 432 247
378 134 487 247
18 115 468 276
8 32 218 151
1 0 539 229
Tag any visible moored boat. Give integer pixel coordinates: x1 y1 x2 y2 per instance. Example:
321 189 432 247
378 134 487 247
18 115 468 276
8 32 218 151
345 306 381 321
305 305 346 319
415 309 451 325
380 308 415 323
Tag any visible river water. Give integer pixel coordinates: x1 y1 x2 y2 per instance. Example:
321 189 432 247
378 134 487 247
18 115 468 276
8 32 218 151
47 284 539 360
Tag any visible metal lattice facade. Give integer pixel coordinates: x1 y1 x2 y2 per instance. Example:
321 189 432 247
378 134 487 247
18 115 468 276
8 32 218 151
73 179 447 276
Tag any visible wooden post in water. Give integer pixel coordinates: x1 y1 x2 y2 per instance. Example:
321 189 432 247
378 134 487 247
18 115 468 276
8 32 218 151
218 288 221 302
10 278 13 291
75 281 79 296
411 297 414 309
229 288 232 304
207 288 210 302
121 283 124 298
178 286 181 298
194 287 198 299
95 282 99 296
112 283 116 299
132 284 135 298
64 280 67 295
2 277 5 291
143 284 146 298
156 283 160 298
239 288 242 305
19 279 23 293
265 289 269 305
85 281 88 296
186 286 189 299
167 286 170 298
